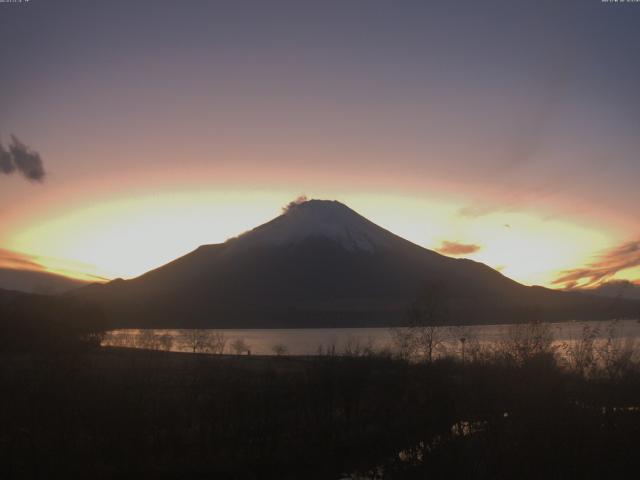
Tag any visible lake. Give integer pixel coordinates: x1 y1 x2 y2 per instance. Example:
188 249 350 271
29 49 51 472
103 319 640 358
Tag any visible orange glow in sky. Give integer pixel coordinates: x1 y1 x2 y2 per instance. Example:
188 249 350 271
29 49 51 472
1 188 629 288
2 1 639 291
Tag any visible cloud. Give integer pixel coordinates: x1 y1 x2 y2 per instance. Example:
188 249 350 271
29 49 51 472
0 142 15 174
456 193 536 219
0 248 45 272
436 240 481 256
458 204 499 218
8 135 45 182
282 195 308 213
456 186 556 219
553 239 640 288
0 135 46 182
0 248 109 283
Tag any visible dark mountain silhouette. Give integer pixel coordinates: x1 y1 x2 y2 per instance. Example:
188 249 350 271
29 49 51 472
0 287 105 352
75 200 640 328
0 286 26 303
0 267 90 294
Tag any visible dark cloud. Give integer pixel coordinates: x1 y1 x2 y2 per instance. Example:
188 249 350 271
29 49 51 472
436 241 481 256
8 135 45 182
0 142 15 174
0 248 109 284
0 135 45 182
553 239 640 289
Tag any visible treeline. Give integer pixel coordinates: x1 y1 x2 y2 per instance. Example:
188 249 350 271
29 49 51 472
104 329 289 356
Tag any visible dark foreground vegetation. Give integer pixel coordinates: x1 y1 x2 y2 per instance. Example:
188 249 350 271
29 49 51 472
3 336 640 479
3 287 640 478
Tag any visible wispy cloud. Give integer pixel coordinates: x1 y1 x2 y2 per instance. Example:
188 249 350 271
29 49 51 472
0 248 46 272
457 204 500 218
553 239 640 289
456 187 557 219
456 192 538 219
0 248 108 283
0 135 45 182
436 240 481 256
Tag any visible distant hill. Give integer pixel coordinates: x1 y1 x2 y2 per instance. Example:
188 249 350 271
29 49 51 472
0 287 106 352
576 281 640 301
74 200 640 328
0 267 90 294
0 287 26 303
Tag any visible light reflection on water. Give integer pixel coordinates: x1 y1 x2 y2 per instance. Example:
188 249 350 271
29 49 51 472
102 319 640 357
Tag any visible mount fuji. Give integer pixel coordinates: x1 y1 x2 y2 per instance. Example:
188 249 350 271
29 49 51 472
76 200 639 328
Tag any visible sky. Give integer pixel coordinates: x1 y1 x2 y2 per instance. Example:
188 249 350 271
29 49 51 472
0 0 639 288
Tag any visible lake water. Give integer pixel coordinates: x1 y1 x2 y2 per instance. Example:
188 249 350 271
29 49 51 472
103 319 640 358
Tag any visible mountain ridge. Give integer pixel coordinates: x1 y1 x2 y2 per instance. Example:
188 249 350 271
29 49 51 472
0 267 90 294
74 199 640 328
573 280 640 301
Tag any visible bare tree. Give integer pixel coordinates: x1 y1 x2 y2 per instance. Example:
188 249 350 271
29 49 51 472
496 320 555 365
271 343 288 356
392 283 449 362
177 330 226 354
102 331 122 347
342 336 375 357
231 338 249 355
136 329 162 350
561 322 599 376
595 320 638 380
182 329 211 353
317 343 337 357
204 331 227 354
158 333 174 352
106 331 137 348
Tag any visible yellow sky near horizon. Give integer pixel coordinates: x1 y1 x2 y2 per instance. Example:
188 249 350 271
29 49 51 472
1 188 635 289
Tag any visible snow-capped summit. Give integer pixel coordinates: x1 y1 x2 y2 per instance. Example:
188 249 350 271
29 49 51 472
234 199 398 252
